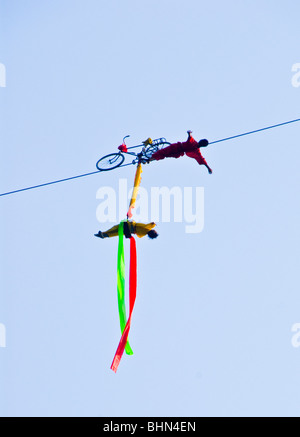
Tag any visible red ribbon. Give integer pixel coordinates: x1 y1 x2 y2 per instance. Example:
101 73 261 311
111 236 137 372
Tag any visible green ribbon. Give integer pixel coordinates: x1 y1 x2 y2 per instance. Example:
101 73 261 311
117 221 133 355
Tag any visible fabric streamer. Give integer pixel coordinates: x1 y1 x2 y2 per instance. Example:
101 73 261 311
116 222 133 356
127 163 142 218
111 161 142 371
111 236 137 372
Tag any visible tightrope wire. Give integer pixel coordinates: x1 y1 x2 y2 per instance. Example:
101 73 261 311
1 117 299 198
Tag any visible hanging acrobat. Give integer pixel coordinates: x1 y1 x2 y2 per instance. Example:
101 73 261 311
94 163 158 240
95 160 157 372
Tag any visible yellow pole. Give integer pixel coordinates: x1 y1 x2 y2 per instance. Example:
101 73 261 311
127 163 143 218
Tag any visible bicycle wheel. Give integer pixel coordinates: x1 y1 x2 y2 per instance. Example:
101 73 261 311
96 153 125 171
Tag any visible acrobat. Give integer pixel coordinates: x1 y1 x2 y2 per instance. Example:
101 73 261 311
151 131 212 173
94 221 158 239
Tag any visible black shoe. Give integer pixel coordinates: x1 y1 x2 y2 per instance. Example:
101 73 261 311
94 231 104 238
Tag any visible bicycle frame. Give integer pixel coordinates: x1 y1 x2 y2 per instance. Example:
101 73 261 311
96 136 170 171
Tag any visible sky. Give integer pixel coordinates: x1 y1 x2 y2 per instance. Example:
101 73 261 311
0 0 300 417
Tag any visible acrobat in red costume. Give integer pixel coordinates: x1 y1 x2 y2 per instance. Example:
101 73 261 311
151 131 213 174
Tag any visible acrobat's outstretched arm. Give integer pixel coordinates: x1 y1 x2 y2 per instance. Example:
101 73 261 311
205 164 213 174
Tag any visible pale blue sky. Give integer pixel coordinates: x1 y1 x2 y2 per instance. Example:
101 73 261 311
1 0 300 417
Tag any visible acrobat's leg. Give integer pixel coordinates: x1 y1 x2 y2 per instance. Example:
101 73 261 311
151 143 185 161
94 231 109 238
94 224 119 238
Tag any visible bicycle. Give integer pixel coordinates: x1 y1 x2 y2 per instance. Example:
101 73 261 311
96 136 171 171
